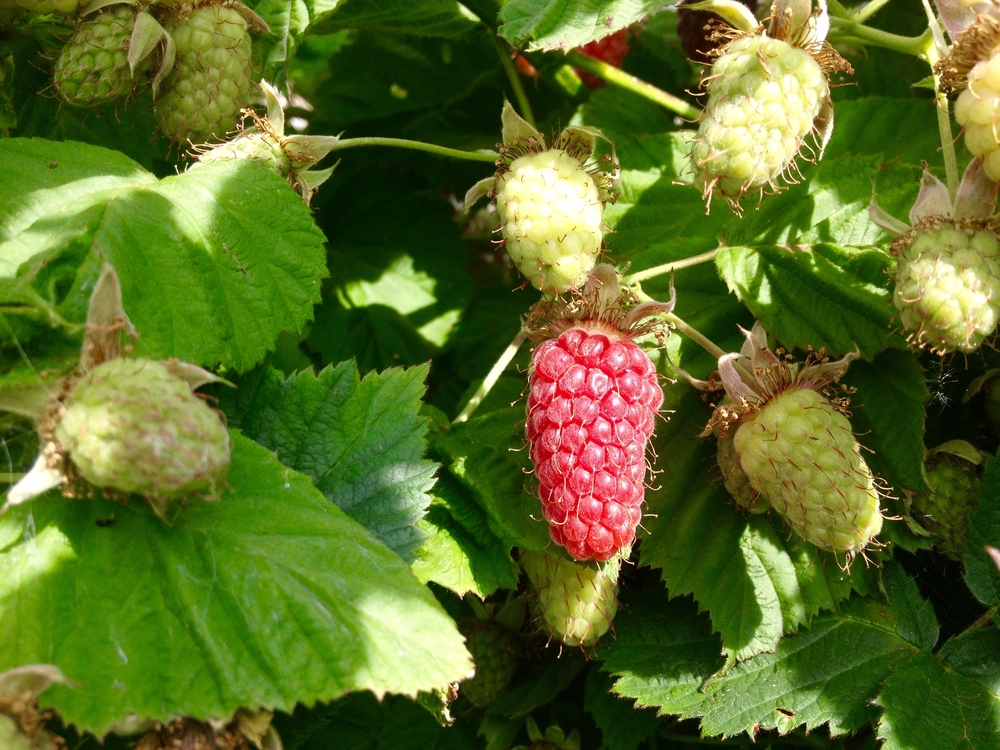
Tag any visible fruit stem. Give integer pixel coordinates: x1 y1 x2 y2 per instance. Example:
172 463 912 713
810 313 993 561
648 302 757 383
492 35 537 129
565 50 701 121
827 18 932 57
453 331 527 424
853 0 894 23
331 137 499 163
621 249 720 285
825 0 852 20
920 3 960 202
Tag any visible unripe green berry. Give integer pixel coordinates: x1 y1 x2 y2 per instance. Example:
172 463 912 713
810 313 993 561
155 4 253 142
53 358 230 502
197 132 291 176
717 434 768 514
55 6 144 107
692 34 828 204
734 388 882 555
520 549 618 647
913 453 980 560
496 148 604 294
894 222 1000 353
459 619 521 706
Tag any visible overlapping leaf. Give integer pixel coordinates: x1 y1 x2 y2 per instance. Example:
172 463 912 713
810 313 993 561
964 453 1000 606
431 408 550 553
0 433 472 735
716 155 919 360
603 565 937 738
0 139 327 372
877 629 1000 749
411 471 521 597
498 0 664 51
220 362 436 562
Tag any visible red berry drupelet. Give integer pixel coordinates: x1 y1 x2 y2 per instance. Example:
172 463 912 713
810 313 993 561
525 265 674 561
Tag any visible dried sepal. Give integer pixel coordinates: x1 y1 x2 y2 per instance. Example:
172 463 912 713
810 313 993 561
935 11 1000 94
702 321 858 436
523 264 675 343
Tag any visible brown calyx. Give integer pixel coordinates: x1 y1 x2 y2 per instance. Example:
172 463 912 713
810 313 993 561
523 265 674 343
936 13 1000 95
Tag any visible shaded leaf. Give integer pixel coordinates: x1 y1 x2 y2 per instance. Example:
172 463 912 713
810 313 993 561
583 666 659 750
220 362 437 562
411 471 521 598
964 453 1000 606
431 409 551 553
877 629 1000 749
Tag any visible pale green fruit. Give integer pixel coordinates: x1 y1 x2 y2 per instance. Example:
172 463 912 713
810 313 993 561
54 358 230 502
495 148 604 294
692 34 828 203
894 222 1000 353
734 388 882 554
521 549 618 647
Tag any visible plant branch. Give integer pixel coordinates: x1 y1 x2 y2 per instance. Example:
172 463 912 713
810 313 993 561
492 35 536 129
453 331 527 424
332 137 498 163
828 18 931 56
621 249 720 285
565 50 701 121
826 0 853 20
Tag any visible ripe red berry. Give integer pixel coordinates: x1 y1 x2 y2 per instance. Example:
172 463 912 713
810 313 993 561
524 266 671 562
573 29 629 90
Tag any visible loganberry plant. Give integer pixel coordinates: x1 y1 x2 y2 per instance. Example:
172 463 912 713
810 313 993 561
2 0 1000 748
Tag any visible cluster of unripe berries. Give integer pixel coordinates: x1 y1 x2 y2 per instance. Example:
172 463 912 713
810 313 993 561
45 0 258 143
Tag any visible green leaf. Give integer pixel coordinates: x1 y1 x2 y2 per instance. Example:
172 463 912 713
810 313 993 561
847 350 930 494
877 629 1000 749
498 0 663 51
0 139 327 371
693 565 933 738
0 433 471 736
583 663 659 750
603 563 932 738
715 243 897 360
431 409 551 553
411 471 521 598
639 386 856 661
220 362 437 562
716 155 922 359
964 453 1000 606
824 98 943 167
597 585 726 716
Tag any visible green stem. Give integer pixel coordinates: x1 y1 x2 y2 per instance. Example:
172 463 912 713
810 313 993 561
920 5 960 202
854 0 895 23
332 137 498 163
828 18 931 56
826 0 853 20
565 50 701 121
453 331 527 424
464 594 490 620
621 249 720 285
663 312 726 360
492 35 536 129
